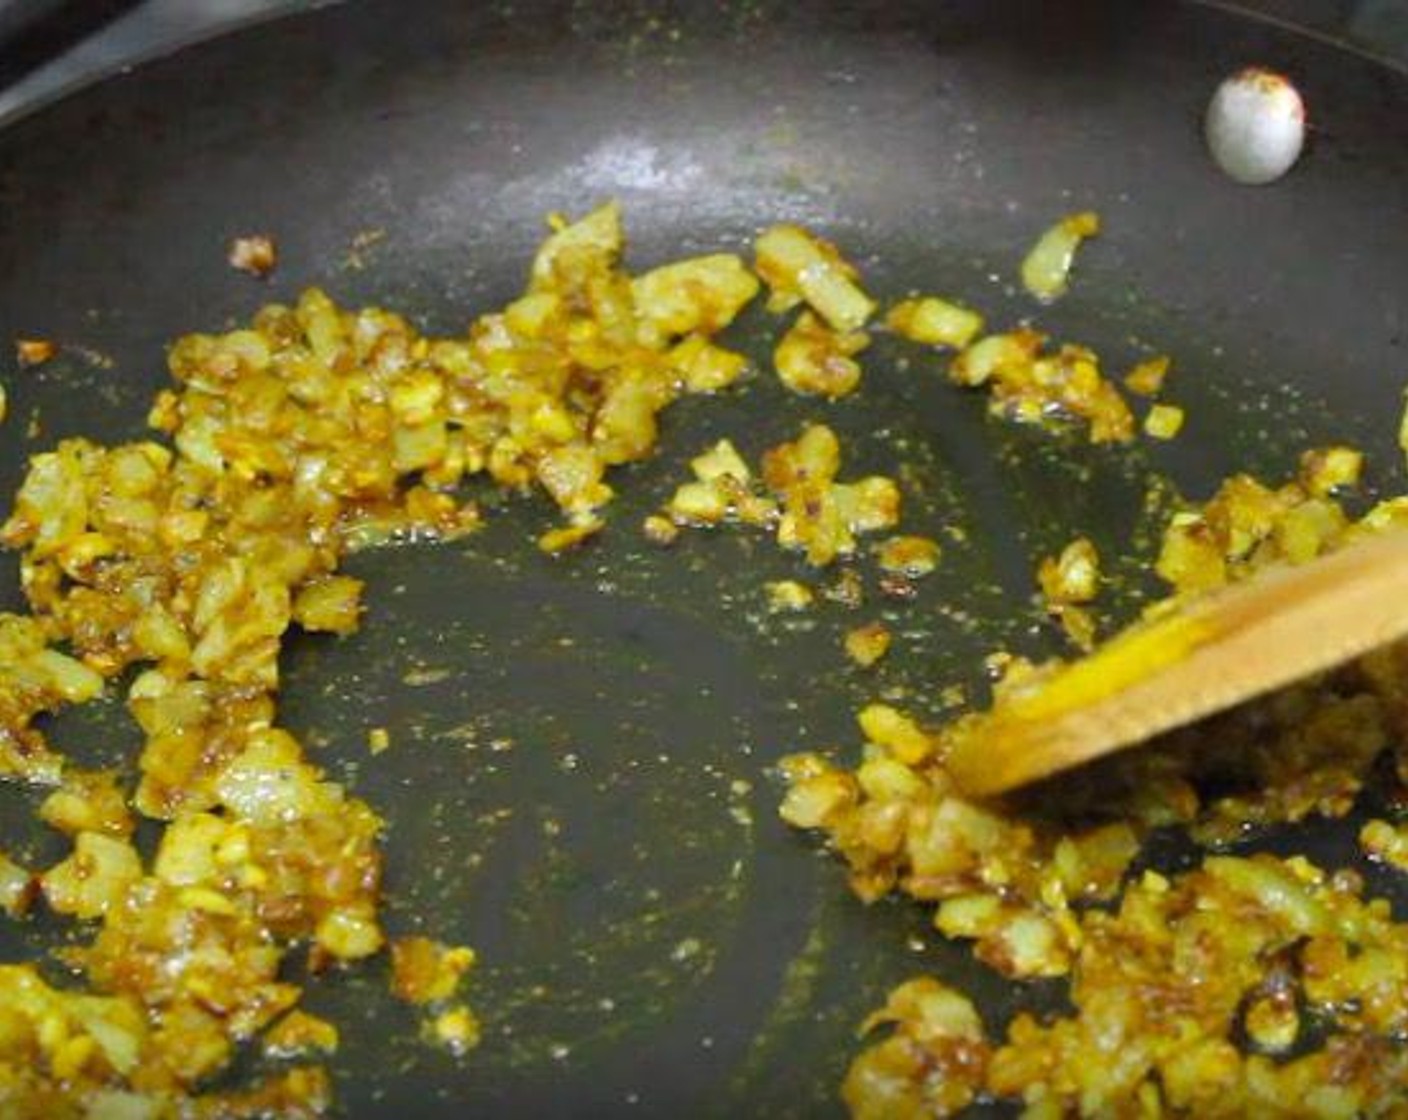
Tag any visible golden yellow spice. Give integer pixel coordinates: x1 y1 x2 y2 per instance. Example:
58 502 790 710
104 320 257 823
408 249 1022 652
1037 536 1102 651
788 449 1408 1117
660 425 902 566
0 202 764 1116
949 329 1135 444
844 622 893 668
7 197 1398 1119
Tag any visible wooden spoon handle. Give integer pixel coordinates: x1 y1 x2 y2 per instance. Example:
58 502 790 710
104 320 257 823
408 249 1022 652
947 529 1408 797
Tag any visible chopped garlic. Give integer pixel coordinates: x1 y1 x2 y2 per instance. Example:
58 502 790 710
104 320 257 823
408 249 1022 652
765 580 815 612
875 535 941 578
755 224 876 332
430 1005 481 1056
1038 537 1101 606
1299 446 1362 497
844 622 892 668
15 338 57 367
1144 403 1185 440
1124 356 1171 396
887 296 984 350
774 311 868 398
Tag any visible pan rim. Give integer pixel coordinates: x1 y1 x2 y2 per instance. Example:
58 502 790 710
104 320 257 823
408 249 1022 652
0 0 335 129
1191 0 1408 77
0 0 1403 135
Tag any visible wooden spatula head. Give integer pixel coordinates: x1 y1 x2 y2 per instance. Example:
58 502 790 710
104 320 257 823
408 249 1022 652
946 528 1408 797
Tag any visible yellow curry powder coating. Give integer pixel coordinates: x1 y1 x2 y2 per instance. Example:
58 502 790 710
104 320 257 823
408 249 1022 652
0 203 763 1115
4 199 1401 1118
788 456 1408 1117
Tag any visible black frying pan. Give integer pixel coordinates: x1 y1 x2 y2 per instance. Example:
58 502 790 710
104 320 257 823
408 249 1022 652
1 2 1406 1116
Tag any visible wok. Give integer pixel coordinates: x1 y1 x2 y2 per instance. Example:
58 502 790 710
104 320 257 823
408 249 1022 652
1 1 1406 1116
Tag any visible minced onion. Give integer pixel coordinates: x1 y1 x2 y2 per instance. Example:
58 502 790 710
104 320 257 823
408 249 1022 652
1019 211 1100 303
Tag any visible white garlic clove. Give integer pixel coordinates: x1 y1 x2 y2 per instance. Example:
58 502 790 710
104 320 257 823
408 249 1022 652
1205 67 1306 186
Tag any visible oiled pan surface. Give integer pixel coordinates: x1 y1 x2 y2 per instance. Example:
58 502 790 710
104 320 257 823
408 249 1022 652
1 2 1406 1115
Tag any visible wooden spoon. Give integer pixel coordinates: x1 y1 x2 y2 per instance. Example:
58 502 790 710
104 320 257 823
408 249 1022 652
946 528 1408 797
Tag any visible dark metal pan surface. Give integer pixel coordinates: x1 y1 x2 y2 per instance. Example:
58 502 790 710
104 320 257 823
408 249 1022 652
1 2 1406 1116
